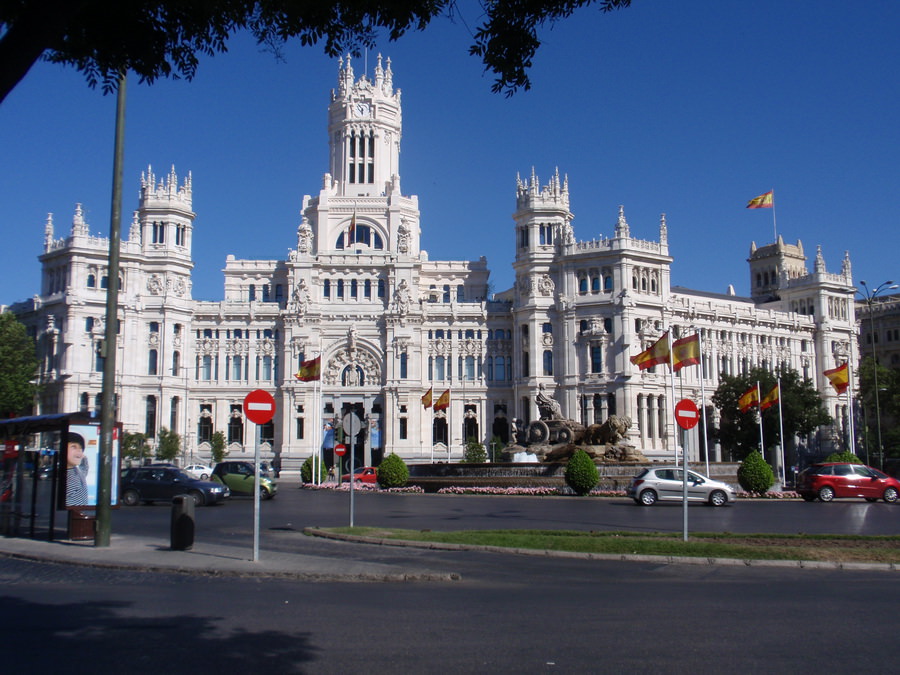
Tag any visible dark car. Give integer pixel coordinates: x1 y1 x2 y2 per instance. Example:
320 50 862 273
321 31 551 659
797 462 900 503
121 466 230 506
211 461 278 499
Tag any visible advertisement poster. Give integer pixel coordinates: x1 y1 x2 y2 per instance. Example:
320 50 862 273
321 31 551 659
63 423 119 508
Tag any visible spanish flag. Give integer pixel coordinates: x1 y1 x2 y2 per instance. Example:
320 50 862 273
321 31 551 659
760 383 780 411
294 356 321 382
421 387 433 409
747 190 774 209
672 333 701 372
630 332 670 371
824 362 850 394
434 389 451 411
347 211 356 245
739 384 760 413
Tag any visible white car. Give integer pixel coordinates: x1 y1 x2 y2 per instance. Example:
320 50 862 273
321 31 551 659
626 466 737 506
183 464 213 481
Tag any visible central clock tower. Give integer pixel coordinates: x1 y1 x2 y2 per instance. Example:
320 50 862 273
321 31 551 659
328 54 402 197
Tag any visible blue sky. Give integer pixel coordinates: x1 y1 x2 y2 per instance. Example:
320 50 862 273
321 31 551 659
1 0 897 305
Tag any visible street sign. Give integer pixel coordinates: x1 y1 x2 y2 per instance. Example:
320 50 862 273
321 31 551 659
243 389 276 425
334 444 347 456
675 398 700 430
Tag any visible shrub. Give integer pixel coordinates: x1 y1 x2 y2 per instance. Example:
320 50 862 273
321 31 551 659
462 438 488 463
301 455 327 483
824 451 863 464
737 450 775 495
378 453 409 488
210 431 227 464
565 449 599 496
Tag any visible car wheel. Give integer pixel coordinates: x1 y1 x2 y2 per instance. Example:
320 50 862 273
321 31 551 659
883 487 898 503
200 473 209 481
122 489 139 506
189 490 205 506
818 486 835 502
708 490 727 507
261 487 273 500
639 489 657 506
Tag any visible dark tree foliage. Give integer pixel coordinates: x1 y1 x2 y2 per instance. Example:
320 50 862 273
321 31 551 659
0 311 39 417
156 427 181 461
711 366 831 461
0 0 632 104
857 357 900 459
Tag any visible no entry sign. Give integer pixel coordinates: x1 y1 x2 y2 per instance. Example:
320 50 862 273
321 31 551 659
674 398 700 430
243 389 276 425
334 444 347 456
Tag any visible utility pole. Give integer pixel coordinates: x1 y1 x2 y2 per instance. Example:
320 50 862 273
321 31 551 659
96 73 127 547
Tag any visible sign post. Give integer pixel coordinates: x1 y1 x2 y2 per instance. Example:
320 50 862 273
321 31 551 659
342 412 362 527
675 398 700 543
243 389 275 562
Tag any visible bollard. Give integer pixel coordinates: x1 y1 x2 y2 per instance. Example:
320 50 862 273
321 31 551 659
170 494 195 550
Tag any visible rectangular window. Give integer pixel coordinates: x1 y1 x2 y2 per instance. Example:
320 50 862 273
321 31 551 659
399 417 408 440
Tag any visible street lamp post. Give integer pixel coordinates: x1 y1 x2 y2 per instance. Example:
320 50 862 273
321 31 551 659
859 280 898 469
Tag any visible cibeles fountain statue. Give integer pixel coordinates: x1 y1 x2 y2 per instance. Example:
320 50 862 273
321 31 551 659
503 384 648 463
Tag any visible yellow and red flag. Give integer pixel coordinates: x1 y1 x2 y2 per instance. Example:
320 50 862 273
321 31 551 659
347 211 356 245
738 384 760 413
824 362 850 394
760 383 780 411
672 333 701 372
421 387 433 409
434 389 451 411
630 332 670 371
747 190 774 209
294 356 321 382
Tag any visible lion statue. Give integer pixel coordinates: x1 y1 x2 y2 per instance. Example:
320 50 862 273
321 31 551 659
586 415 633 445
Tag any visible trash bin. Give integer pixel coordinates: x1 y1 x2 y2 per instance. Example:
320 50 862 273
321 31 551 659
170 494 195 551
67 509 96 541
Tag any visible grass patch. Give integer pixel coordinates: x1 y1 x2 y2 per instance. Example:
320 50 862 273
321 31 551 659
325 527 900 564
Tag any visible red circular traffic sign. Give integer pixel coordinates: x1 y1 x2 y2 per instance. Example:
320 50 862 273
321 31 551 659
243 389 276 425
334 444 347 456
674 398 700 430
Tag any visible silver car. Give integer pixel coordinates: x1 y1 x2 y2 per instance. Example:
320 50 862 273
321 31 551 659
626 466 736 507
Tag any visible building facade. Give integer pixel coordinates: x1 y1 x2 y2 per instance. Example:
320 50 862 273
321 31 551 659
8 58 858 469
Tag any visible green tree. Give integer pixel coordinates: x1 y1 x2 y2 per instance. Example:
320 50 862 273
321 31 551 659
210 430 227 464
462 438 487 463
301 455 327 483
121 431 149 463
737 450 774 495
0 1 632 105
564 449 599 495
0 312 39 417
711 366 831 462
377 452 409 488
155 427 181 461
857 357 900 460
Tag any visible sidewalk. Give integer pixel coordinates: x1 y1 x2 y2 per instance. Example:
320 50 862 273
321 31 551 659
0 532 461 582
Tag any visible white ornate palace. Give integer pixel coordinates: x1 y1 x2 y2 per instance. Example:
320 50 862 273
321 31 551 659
6 57 858 470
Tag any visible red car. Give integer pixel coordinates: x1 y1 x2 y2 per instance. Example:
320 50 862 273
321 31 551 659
797 462 900 503
341 466 378 484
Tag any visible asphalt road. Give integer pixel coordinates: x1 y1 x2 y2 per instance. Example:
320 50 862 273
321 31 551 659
2 538 898 673
4 482 900 672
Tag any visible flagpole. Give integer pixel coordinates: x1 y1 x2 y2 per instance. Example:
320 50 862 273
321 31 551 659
847 361 856 456
698 331 710 476
776 377 786 486
314 361 321 484
771 189 777 241
756 380 765 460
666 330 680 468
